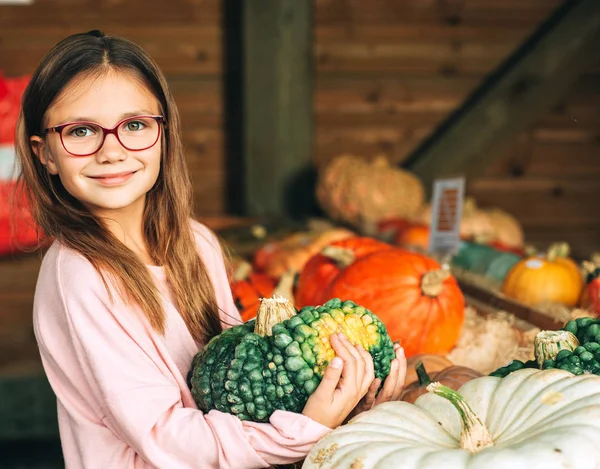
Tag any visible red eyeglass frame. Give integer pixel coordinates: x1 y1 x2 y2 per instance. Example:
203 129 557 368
43 115 165 157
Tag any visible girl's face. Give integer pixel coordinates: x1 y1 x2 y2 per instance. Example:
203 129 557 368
30 70 162 219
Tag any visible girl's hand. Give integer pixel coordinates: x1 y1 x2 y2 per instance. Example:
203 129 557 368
347 343 407 419
301 333 374 429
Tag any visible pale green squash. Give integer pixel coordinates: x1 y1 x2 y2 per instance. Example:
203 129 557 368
304 368 600 469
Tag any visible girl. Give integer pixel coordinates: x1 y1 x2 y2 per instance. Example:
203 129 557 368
17 30 406 469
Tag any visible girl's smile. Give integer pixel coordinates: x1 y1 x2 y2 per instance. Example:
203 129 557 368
87 169 138 186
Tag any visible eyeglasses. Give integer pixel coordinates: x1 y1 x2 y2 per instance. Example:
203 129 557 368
44 115 165 157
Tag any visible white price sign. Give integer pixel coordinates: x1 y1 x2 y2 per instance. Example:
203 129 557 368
428 176 465 257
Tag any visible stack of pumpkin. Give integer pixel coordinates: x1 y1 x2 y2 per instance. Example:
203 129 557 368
190 281 600 467
454 241 599 320
315 153 525 254
229 228 547 374
232 232 466 359
313 153 600 316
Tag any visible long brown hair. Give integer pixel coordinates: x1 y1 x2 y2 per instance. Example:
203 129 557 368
16 30 223 344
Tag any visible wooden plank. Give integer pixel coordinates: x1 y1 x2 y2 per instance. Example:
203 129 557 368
523 227 600 259
0 0 221 28
315 0 562 26
0 40 221 77
316 24 537 42
457 279 565 330
170 76 223 118
403 0 600 194
485 141 600 178
468 177 600 229
314 71 600 122
315 75 477 114
315 41 514 74
315 128 429 167
243 0 315 217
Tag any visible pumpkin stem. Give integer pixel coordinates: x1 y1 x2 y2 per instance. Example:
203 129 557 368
321 245 356 269
523 244 538 257
232 260 252 282
546 242 570 262
462 197 479 216
415 361 432 386
272 270 296 302
371 154 390 168
421 269 450 297
534 330 580 367
427 382 494 453
254 296 297 337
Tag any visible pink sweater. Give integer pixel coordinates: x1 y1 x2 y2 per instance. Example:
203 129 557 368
33 221 331 469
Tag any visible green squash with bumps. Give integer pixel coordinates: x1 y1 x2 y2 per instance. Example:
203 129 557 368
187 297 395 422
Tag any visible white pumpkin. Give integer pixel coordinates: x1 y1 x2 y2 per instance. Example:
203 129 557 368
304 368 600 469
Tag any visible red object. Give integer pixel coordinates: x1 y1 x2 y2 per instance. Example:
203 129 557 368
230 262 276 322
587 272 600 316
487 240 525 257
0 72 30 145
0 181 41 256
295 236 392 308
376 218 411 241
0 72 41 257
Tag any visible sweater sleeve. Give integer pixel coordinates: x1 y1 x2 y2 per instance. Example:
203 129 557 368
39 248 330 469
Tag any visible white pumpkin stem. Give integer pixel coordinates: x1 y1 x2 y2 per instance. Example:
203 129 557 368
272 270 296 302
582 260 599 275
321 245 355 269
546 242 570 261
534 330 580 367
371 154 390 168
462 197 479 216
232 260 253 282
254 296 297 337
426 382 494 453
421 269 450 297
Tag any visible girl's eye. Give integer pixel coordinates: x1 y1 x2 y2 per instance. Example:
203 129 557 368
125 120 146 132
69 126 95 138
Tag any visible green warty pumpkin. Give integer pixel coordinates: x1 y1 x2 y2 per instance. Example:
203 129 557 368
187 297 395 422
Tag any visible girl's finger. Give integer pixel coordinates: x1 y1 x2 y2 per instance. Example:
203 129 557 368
314 356 344 399
356 344 374 390
375 358 399 404
391 346 407 401
361 378 380 411
330 334 358 386
337 334 365 378
338 333 363 362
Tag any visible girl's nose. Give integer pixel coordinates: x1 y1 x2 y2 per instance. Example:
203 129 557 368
95 133 127 163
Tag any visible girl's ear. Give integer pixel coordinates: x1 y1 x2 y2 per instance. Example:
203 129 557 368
30 136 59 175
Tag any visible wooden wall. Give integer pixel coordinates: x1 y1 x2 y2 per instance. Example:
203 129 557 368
1 0 598 254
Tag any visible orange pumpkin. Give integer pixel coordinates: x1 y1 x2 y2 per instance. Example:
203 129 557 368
295 237 393 308
252 228 355 279
323 248 465 357
400 361 483 404
404 353 453 386
502 242 583 307
394 223 430 250
316 154 425 231
230 261 276 322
